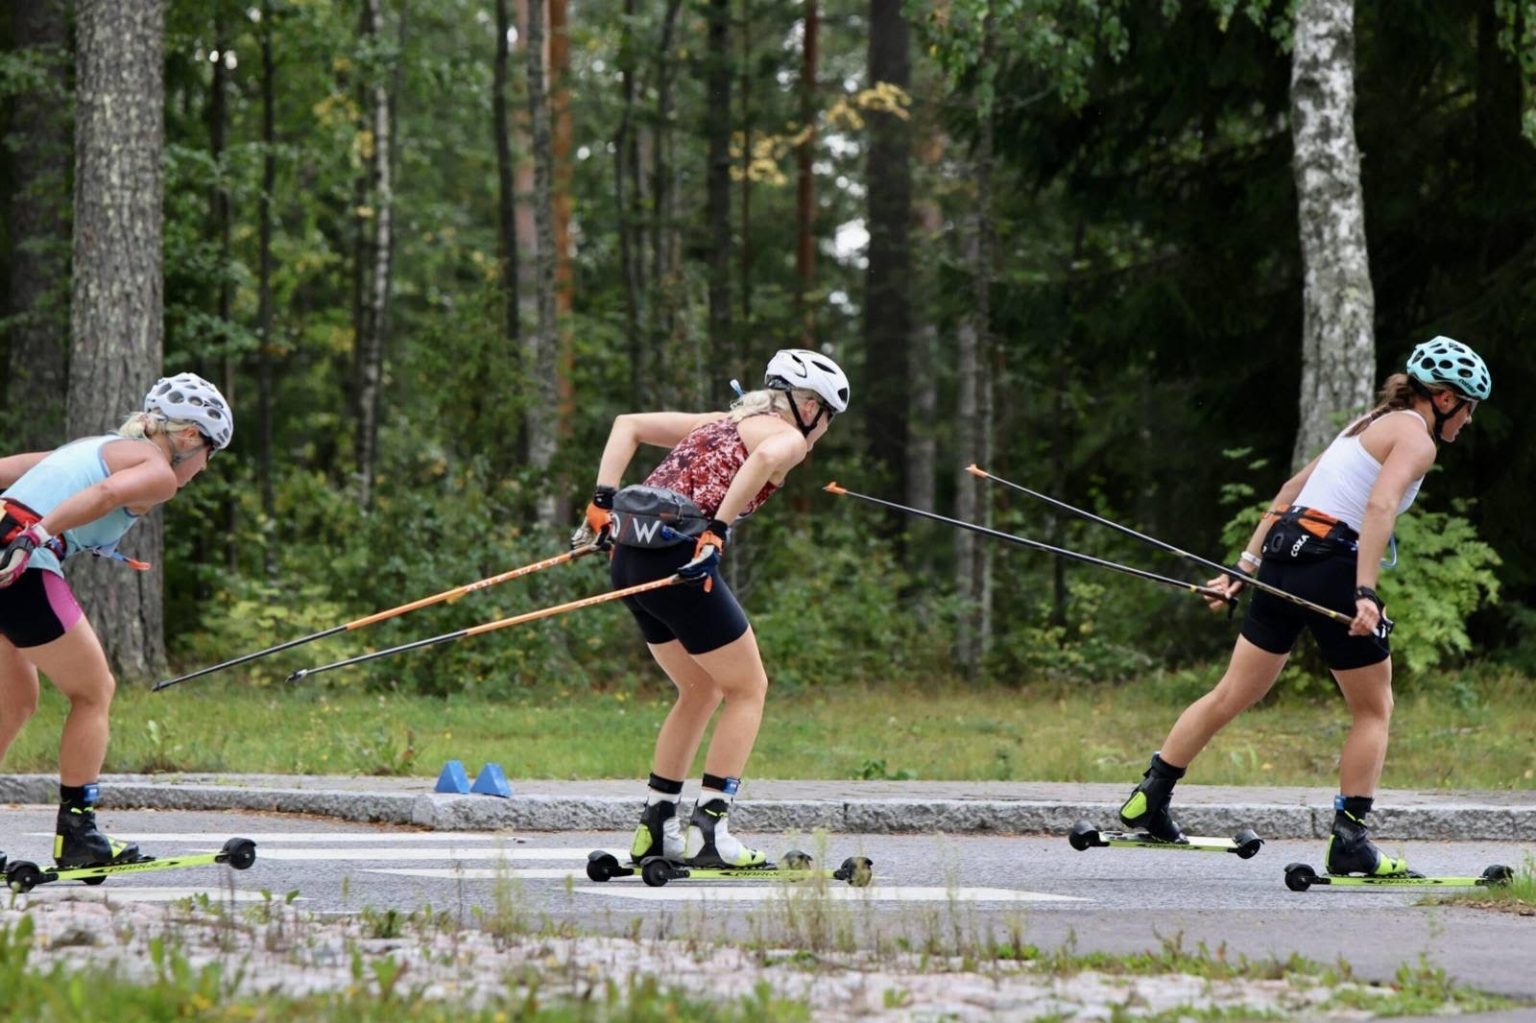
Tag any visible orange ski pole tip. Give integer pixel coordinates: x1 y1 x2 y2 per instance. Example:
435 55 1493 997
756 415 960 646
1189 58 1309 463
824 481 847 495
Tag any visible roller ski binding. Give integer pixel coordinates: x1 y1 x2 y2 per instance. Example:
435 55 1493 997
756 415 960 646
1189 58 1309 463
1069 819 1263 858
1285 862 1513 892
1324 798 1417 878
6 837 258 894
1116 753 1189 845
586 847 874 888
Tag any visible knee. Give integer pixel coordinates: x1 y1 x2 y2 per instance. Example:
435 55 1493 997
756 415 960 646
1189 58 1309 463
1353 688 1393 723
69 673 117 711
720 670 768 704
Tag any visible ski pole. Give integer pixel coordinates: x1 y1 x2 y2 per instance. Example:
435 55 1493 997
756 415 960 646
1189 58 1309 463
965 464 1357 628
286 574 684 683
153 543 602 692
823 482 1235 609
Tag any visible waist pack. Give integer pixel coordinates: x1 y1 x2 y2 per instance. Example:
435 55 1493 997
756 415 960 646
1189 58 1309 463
1261 506 1358 564
0 499 67 557
611 486 709 549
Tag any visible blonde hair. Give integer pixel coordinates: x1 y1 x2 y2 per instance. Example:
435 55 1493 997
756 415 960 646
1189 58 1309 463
1343 373 1421 437
117 411 201 441
729 388 792 422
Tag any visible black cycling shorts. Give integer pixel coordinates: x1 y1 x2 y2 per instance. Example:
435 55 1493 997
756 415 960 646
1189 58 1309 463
609 543 750 655
1240 555 1389 671
0 569 84 649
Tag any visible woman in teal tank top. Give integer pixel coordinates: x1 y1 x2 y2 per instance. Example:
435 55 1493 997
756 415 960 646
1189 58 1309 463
0 373 232 872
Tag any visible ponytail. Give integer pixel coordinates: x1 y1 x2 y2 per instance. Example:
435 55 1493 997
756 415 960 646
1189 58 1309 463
1343 373 1418 437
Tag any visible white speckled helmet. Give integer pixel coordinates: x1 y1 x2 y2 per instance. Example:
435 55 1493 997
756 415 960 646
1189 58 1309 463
764 348 850 413
144 373 234 451
1406 337 1491 401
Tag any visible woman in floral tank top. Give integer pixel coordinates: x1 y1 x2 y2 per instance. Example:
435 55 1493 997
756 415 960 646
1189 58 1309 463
573 349 850 870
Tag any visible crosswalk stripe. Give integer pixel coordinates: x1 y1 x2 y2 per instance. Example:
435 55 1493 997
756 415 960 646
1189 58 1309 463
365 867 585 880
17 888 288 904
577 886 1086 903
254 847 620 861
24 832 512 843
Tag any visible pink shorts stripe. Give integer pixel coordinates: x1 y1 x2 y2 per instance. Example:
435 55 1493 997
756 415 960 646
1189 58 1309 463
41 570 84 634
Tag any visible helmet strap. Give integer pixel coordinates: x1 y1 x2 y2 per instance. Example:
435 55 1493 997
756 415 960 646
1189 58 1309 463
1408 378 1462 443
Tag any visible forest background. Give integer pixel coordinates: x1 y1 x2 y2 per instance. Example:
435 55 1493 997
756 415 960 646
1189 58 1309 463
0 0 1531 715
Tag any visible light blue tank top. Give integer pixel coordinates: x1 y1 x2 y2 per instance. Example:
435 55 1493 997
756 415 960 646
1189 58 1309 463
1 435 142 576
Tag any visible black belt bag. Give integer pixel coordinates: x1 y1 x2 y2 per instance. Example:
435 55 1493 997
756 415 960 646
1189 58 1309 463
1261 506 1359 564
611 486 709 549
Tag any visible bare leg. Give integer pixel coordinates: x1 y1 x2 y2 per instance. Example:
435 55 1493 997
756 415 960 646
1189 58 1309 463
1160 636 1290 767
687 626 769 779
22 618 116 786
646 639 724 780
1331 658 1394 796
0 638 41 763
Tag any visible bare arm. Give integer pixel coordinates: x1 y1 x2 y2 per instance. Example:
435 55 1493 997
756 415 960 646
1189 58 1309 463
1355 423 1436 591
0 451 52 489
1237 453 1323 562
37 448 178 535
594 411 724 490
714 428 807 525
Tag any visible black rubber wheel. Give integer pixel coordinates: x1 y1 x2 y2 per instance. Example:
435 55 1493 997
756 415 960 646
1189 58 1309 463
7 862 44 894
1067 820 1098 852
82 875 107 886
841 856 873 887
1283 862 1316 892
1483 864 1514 884
1233 829 1264 860
640 858 673 888
222 838 258 871
781 850 814 871
585 851 620 883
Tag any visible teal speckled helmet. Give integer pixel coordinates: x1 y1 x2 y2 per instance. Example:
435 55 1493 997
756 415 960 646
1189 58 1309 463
1406 336 1491 401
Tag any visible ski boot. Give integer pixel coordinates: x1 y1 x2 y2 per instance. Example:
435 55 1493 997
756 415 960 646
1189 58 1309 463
684 797 768 868
1118 753 1187 844
55 804 142 870
1325 797 1417 877
629 798 685 864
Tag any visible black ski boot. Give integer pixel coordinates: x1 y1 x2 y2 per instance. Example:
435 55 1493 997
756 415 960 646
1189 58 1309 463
629 799 684 864
1325 796 1415 877
683 797 767 868
1118 753 1187 843
55 804 142 869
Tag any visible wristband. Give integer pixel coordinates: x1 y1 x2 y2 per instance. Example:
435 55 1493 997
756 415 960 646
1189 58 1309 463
706 518 730 542
592 485 617 510
1238 551 1261 569
1354 585 1383 611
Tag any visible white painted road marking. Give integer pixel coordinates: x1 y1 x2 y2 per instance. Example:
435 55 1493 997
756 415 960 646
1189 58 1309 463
254 847 621 861
573 886 1086 903
17 887 286 904
366 867 586 880
25 832 515 843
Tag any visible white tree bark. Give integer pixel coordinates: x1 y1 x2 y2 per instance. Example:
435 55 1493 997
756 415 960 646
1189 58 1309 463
1289 0 1376 469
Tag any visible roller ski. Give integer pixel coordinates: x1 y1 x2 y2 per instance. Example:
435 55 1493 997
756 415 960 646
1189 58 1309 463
585 848 874 888
6 837 258 894
1285 862 1512 892
1069 819 1264 858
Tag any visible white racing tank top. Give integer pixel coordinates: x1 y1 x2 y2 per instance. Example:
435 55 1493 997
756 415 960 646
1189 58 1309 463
1292 409 1426 532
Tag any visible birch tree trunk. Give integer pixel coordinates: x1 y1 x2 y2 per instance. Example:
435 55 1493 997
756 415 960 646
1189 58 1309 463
1290 0 1375 468
68 0 167 680
5 0 71 449
525 0 560 526
354 0 399 510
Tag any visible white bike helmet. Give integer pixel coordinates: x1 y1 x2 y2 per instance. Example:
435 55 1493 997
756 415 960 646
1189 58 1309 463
144 372 234 451
1406 336 1491 401
764 348 850 413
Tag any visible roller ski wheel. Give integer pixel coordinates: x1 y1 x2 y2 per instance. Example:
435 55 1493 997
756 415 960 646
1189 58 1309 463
1069 818 1263 857
1284 861 1514 892
5 838 258 894
835 856 875 887
584 850 638 883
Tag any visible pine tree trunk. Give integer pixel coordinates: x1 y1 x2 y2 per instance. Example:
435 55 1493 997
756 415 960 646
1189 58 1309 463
864 0 912 524
704 0 733 407
796 0 818 342
68 0 167 680
493 0 521 354
256 0 277 578
615 0 645 408
4 0 71 449
1289 0 1375 468
525 0 560 525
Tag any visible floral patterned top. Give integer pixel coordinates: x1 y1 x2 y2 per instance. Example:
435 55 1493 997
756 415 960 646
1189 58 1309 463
643 416 780 522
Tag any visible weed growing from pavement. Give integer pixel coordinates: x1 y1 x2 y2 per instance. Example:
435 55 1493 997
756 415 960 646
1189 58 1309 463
1441 854 1536 915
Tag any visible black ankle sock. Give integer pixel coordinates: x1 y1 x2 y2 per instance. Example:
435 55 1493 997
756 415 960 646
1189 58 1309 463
1148 753 1186 781
59 783 96 812
647 773 684 796
1337 795 1373 819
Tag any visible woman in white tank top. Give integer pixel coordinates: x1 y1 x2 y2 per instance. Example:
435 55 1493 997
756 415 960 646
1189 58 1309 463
1117 337 1491 878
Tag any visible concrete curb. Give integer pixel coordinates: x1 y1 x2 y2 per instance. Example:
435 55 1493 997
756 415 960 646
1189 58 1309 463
3 774 1532 840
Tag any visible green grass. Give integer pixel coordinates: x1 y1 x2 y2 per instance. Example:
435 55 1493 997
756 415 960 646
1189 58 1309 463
3 667 1535 788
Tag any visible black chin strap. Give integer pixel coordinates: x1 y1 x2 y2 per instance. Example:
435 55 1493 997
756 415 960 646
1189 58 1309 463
1409 379 1464 443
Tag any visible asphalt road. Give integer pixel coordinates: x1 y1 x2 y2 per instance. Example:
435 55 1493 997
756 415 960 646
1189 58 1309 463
4 807 1532 1004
